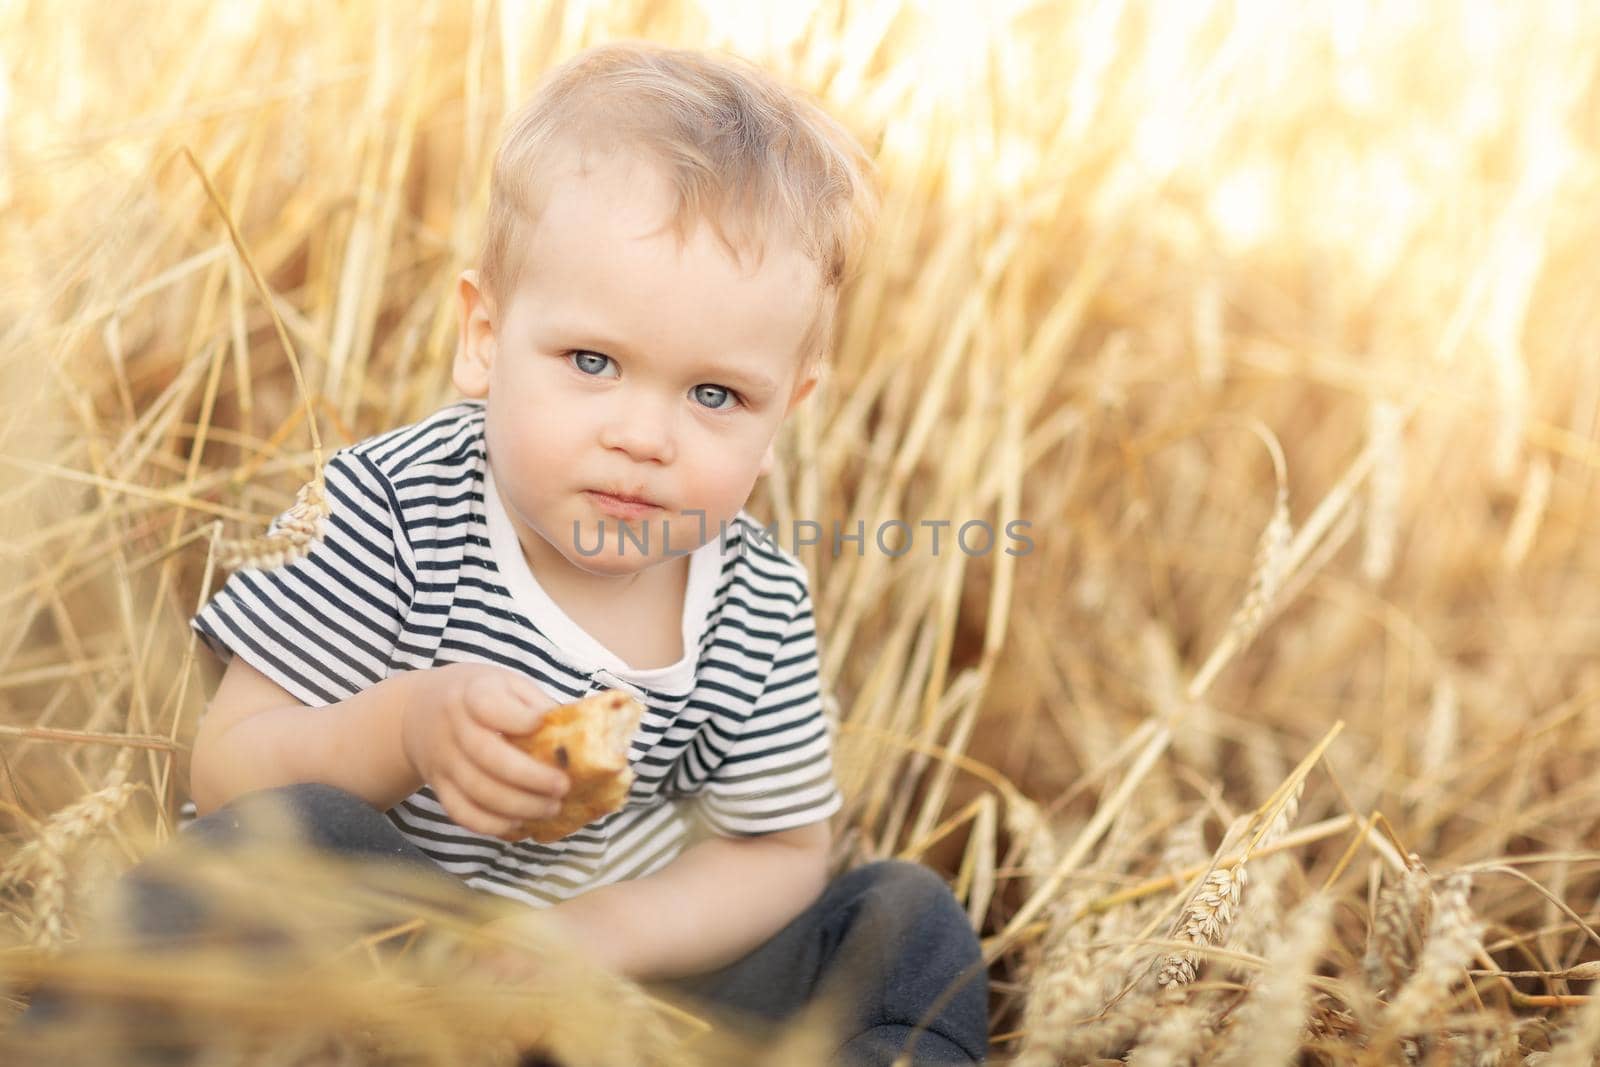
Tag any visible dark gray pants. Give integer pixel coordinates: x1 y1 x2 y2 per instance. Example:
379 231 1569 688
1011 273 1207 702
13 783 989 1065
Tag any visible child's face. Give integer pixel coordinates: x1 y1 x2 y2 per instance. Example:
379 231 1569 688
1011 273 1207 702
454 149 821 581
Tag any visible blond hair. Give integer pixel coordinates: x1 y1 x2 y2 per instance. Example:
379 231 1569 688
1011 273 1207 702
479 41 880 372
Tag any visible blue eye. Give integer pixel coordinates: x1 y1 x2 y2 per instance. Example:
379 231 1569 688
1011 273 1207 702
568 350 615 376
567 350 741 410
692 384 741 411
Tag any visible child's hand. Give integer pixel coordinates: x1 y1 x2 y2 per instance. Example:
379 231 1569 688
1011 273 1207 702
402 662 572 839
462 915 551 985
462 913 578 984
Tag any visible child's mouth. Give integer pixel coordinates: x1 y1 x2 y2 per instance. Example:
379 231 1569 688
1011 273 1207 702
584 490 663 519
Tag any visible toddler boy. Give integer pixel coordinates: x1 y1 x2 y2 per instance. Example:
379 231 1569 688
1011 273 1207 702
20 41 989 1066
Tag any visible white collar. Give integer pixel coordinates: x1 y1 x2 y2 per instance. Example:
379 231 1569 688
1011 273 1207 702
482 460 721 691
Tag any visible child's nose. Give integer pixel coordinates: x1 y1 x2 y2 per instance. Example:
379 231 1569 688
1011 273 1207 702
598 402 676 464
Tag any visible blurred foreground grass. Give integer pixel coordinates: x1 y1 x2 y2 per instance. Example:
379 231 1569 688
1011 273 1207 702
1 0 1599 1062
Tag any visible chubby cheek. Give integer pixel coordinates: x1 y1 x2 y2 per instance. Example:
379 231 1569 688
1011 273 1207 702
484 402 567 512
675 442 765 529
485 364 583 467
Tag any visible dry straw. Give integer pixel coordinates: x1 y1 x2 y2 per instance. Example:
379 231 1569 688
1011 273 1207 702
4 2 1600 1064
1361 399 1403 584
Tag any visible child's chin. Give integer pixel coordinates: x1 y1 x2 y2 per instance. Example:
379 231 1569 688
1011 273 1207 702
564 546 668 576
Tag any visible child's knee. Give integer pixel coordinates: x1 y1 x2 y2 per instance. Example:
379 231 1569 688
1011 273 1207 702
847 860 976 943
184 782 372 850
854 858 962 910
267 781 374 824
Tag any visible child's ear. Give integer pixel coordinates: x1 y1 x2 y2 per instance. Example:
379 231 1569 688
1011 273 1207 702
761 366 820 478
784 364 819 417
453 270 496 399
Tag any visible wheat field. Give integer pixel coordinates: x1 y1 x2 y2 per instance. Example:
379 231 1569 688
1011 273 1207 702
2 1 1599 1063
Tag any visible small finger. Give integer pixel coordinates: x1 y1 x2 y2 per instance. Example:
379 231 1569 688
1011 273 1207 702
461 710 567 788
467 675 560 735
502 674 557 715
433 778 524 840
460 723 572 797
455 762 566 824
463 676 545 735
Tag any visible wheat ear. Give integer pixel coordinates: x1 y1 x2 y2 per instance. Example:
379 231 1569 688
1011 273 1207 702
1216 893 1333 1067
1013 891 1106 1067
1157 862 1248 989
1365 852 1435 994
1 781 142 948
1384 873 1483 1034
216 474 330 571
1126 998 1209 1067
1227 483 1293 649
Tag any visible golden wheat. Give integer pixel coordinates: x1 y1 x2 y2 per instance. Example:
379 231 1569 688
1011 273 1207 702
3 1 1600 1063
1124 998 1206 1067
214 476 329 572
1364 853 1436 997
1157 864 1248 990
1384 873 1484 1036
1 781 141 949
1223 484 1293 651
1214 893 1332 1067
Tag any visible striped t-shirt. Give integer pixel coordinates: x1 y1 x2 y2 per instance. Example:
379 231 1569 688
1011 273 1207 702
188 399 844 908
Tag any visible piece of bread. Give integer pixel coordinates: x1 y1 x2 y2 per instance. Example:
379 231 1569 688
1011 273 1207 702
505 689 644 843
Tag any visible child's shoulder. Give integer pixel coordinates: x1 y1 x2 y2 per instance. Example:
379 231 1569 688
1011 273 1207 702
719 512 813 612
334 399 486 483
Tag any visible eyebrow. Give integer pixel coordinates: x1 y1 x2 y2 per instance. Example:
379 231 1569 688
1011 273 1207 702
557 326 781 398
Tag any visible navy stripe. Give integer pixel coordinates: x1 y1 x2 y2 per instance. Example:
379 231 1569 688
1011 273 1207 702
232 567 394 667
723 720 827 762
352 451 416 593
192 610 344 706
395 465 479 492
370 417 455 467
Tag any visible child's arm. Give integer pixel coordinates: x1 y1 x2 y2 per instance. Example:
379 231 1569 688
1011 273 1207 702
190 656 572 828
190 656 437 815
542 818 831 983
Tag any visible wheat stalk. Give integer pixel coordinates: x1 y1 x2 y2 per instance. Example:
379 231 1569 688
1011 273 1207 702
1538 987 1600 1067
215 475 330 571
1361 399 1404 584
1502 452 1553 570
